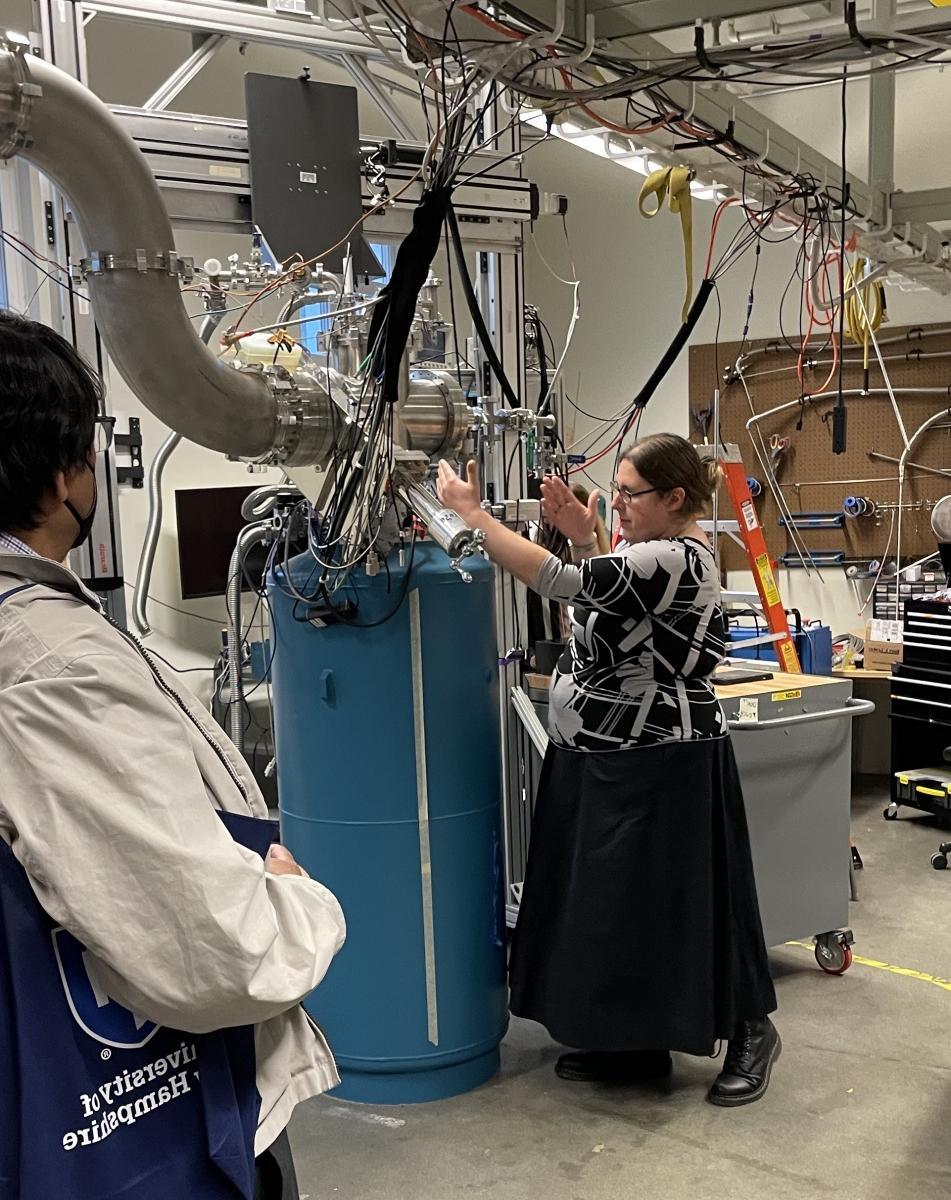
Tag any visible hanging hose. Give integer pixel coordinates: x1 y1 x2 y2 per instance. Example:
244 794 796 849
132 310 226 636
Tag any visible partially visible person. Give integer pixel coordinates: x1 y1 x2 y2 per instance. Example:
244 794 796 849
570 482 610 555
0 311 345 1199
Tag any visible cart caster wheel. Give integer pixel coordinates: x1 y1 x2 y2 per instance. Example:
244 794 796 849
883 806 899 821
815 936 853 975
932 853 948 871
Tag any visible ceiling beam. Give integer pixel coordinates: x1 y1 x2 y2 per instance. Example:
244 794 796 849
80 0 396 59
584 0 814 38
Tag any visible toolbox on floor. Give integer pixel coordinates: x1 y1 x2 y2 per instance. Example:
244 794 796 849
893 767 951 813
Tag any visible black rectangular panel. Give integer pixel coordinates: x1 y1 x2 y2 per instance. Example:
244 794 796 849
244 72 381 275
175 485 264 600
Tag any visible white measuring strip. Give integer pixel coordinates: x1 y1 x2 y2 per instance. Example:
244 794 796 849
409 588 439 1046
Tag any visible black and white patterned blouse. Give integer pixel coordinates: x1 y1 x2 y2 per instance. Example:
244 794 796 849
533 536 727 752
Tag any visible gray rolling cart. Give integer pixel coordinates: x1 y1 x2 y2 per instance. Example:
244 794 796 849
717 672 874 973
509 671 874 975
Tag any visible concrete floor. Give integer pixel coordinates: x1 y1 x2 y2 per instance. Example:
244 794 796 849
288 779 951 1200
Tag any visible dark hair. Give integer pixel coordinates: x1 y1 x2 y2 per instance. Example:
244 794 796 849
0 310 102 531
621 433 720 515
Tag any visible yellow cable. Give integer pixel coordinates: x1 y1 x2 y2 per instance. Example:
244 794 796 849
843 257 884 371
638 166 693 323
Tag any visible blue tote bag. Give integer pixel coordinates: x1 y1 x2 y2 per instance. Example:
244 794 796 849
0 809 278 1200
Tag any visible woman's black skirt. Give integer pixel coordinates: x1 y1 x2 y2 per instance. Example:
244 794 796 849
508 737 777 1056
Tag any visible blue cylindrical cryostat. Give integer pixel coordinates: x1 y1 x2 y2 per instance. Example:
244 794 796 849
267 542 508 1103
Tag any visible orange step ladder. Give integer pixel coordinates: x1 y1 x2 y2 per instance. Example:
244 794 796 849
702 443 802 674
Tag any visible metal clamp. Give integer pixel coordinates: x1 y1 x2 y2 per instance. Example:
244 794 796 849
728 697 876 732
0 39 41 160
71 249 195 283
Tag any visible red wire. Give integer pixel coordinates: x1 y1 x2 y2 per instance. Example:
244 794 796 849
704 197 741 279
567 406 643 476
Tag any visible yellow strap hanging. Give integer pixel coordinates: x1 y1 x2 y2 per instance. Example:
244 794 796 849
638 165 694 323
843 257 885 371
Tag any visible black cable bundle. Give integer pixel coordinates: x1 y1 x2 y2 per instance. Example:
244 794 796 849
629 279 715 413
365 185 454 404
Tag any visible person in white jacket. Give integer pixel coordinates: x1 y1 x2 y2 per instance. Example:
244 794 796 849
0 310 346 1200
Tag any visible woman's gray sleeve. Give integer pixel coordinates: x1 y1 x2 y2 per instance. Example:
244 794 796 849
533 552 585 601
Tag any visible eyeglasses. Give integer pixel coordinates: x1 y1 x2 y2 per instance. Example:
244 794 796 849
609 481 657 504
93 416 116 455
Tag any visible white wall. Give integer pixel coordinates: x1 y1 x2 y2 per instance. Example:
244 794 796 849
522 130 951 637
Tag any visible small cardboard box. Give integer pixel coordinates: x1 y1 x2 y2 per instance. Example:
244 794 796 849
864 619 903 673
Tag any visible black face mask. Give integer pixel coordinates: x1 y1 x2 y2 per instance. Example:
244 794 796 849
64 471 98 550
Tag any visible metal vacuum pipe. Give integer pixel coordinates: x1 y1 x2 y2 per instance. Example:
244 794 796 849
0 45 276 457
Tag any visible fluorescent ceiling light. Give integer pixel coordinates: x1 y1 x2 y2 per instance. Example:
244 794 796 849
519 109 724 201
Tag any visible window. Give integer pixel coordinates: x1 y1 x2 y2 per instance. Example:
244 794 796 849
296 241 394 354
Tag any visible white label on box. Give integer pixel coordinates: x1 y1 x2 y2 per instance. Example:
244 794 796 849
739 697 759 722
868 618 903 643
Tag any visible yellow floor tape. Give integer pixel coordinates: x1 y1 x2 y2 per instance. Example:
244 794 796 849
786 940 951 995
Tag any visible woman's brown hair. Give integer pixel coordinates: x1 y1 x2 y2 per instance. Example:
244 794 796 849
621 433 720 515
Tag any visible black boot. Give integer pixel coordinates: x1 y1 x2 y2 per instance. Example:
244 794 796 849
555 1049 672 1083
707 1018 781 1107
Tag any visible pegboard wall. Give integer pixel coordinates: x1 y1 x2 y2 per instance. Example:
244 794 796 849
689 321 951 573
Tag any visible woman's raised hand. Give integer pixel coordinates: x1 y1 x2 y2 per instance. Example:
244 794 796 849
540 475 600 545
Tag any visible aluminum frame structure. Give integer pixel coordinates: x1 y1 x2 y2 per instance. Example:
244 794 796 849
107 106 535 247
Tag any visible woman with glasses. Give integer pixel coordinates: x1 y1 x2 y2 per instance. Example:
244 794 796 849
436 433 778 1107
